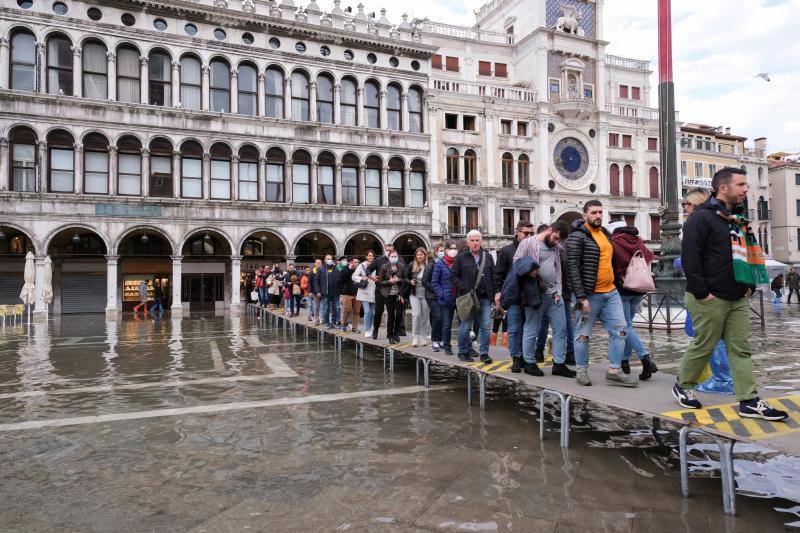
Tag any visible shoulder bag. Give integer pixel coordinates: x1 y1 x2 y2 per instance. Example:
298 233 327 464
456 252 485 321
622 250 655 293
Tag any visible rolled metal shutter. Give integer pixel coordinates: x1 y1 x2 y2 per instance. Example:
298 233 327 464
61 274 106 314
0 274 24 305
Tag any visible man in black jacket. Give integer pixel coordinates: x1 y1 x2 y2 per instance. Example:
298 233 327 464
673 167 787 420
315 255 341 328
493 220 535 306
367 244 405 339
451 230 499 362
565 200 635 388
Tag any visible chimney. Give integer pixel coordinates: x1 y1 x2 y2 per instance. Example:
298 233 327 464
725 127 731 135
754 137 767 152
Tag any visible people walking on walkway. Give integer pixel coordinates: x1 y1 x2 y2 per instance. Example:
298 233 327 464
151 282 165 315
452 230 499 363
377 249 407 344
672 167 787 420
367 244 403 340
311 258 323 322
267 266 281 308
566 200 637 387
407 247 431 347
316 255 341 328
512 221 574 377
500 255 542 374
339 257 361 332
608 221 659 381
493 220 534 348
431 241 458 355
133 279 149 315
353 251 377 337
302 266 315 320
786 267 800 304
423 243 445 352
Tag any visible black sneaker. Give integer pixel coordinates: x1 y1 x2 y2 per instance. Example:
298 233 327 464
444 347 453 356
552 362 577 378
479 354 493 364
639 356 658 381
564 350 576 366
620 359 631 375
511 357 523 373
672 383 702 409
524 362 544 377
457 353 474 362
534 347 544 363
739 398 789 421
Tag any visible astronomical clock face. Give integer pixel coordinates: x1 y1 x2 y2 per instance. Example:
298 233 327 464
553 137 590 181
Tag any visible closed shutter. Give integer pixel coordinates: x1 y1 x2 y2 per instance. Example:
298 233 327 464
61 274 106 314
0 274 24 304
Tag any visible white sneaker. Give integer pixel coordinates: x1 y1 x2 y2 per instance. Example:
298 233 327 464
364 330 371 338
412 337 419 347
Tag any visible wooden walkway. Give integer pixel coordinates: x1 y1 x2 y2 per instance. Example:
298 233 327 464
247 304 800 516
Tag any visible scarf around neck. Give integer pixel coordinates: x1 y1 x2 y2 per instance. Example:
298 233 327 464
715 202 769 286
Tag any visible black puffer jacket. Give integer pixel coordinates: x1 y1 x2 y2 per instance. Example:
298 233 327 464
492 237 521 291
565 224 614 301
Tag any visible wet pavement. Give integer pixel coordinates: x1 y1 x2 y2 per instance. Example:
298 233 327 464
0 305 799 532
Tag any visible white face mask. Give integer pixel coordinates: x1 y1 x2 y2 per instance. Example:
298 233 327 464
446 249 458 258
389 257 399 264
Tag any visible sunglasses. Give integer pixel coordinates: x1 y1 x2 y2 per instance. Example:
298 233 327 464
521 231 534 236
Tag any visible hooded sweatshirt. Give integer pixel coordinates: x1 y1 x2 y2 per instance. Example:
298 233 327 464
499 256 542 310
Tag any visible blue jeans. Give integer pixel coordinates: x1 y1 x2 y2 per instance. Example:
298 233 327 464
319 295 339 325
258 287 268 305
458 298 491 355
427 298 442 343
305 294 315 319
506 304 525 357
574 289 627 369
536 297 574 354
620 294 649 360
361 300 375 333
440 304 455 349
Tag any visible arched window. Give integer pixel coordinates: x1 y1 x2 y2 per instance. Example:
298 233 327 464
238 63 257 116
180 140 203 198
609 163 620 196
446 148 459 184
238 145 259 201
408 86 423 133
47 35 73 95
10 30 36 91
210 59 230 112
292 150 311 203
210 142 231 199
117 135 141 196
149 137 173 197
266 147 285 202
464 149 477 185
364 80 380 128
291 70 310 121
316 74 334 124
365 155 382 206
265 66 284 118
388 157 404 207
180 55 201 110
501 152 514 188
317 151 335 205
116 45 140 103
83 133 109 194
649 166 659 199
47 129 75 192
82 40 107 99
341 153 359 205
623 164 633 197
9 126 37 192
148 50 171 106
518 154 530 189
410 159 426 208
340 77 357 126
387 84 402 130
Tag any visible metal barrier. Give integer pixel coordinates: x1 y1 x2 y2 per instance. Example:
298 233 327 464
635 289 765 332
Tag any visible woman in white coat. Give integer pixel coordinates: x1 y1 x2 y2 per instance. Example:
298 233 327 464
353 250 377 337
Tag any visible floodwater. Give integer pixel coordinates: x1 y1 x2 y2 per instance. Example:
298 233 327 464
0 304 798 532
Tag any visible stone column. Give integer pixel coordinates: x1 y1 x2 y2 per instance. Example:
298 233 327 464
108 145 117 196
139 56 149 105
141 148 150 197
171 61 180 107
37 43 46 94
38 141 48 192
0 138 8 191
379 90 388 129
73 143 83 194
201 65 210 111
537 117 549 190
310 162 318 204
33 256 47 318
284 161 293 203
171 255 183 317
597 126 609 194
421 94 430 134
230 255 242 314
402 168 411 207
485 113 496 187
357 165 366 206
107 52 117 101
333 83 341 124
283 76 292 119
381 166 389 206
105 255 119 319
258 157 266 201
172 150 181 198
309 80 317 122
202 152 211 199
0 38 9 89
231 155 239 200
257 73 266 116
356 87 364 126
401 92 410 132
230 69 239 114
71 46 82 96
334 163 342 205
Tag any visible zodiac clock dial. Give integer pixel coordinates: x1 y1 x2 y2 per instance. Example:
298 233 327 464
553 137 589 181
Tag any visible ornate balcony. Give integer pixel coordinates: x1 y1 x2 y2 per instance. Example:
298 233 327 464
552 95 595 120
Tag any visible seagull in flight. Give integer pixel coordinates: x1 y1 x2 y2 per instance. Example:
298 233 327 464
755 73 771 82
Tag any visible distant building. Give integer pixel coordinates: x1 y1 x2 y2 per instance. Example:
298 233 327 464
768 156 800 265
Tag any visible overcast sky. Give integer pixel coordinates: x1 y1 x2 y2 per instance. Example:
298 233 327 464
316 0 800 153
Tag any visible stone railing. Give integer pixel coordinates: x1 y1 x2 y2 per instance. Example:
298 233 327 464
433 79 536 102
606 104 659 120
415 19 515 44
605 55 650 71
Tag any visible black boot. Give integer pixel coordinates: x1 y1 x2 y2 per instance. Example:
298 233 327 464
524 362 544 376
564 350 576 366
620 359 631 375
639 356 659 381
552 362 577 378
534 347 544 363
511 357 523 373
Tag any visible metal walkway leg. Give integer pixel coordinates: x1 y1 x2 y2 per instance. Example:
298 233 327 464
415 358 430 388
539 389 571 448
679 426 737 516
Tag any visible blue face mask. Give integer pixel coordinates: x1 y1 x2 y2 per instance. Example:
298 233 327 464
437 251 445 259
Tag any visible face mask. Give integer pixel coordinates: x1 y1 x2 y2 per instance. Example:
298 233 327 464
389 257 399 264
326 260 334 266
447 249 458 258
437 251 445 259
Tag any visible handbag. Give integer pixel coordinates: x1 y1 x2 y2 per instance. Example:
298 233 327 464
292 284 301 296
622 250 655 293
456 252 486 321
356 266 369 289
250 290 259 301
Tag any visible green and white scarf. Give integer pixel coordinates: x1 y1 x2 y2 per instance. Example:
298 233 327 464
716 207 769 286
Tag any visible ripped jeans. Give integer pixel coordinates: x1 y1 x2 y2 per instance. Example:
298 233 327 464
574 289 627 369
